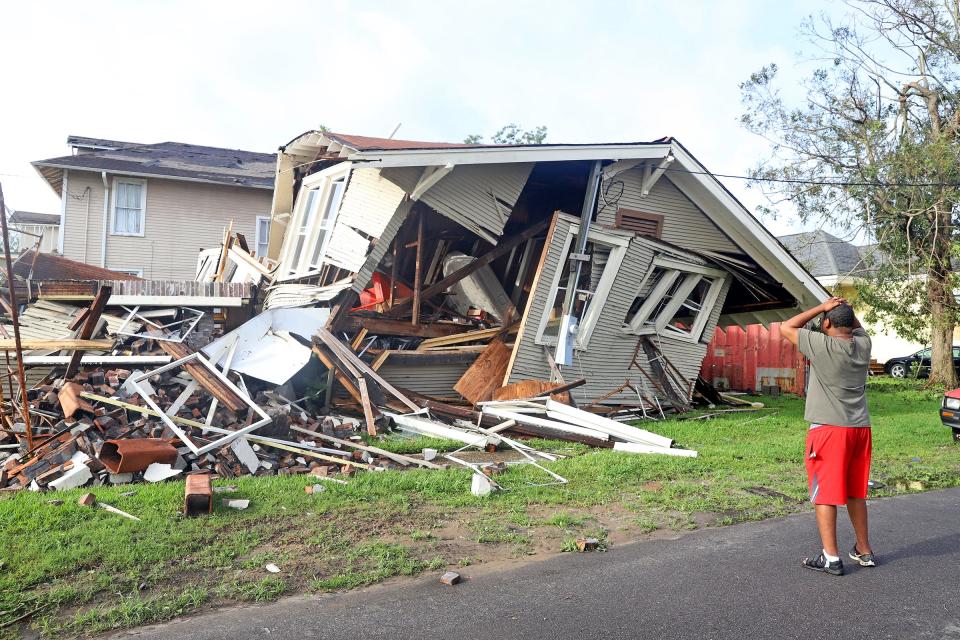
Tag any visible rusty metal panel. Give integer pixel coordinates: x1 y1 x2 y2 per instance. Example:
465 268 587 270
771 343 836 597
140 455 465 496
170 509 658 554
700 322 806 396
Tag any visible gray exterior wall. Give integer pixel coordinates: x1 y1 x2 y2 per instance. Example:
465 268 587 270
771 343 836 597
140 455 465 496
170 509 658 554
506 213 730 406
375 352 478 399
597 171 740 254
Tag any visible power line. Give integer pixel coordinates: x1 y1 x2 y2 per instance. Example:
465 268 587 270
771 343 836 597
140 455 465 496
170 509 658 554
659 165 960 188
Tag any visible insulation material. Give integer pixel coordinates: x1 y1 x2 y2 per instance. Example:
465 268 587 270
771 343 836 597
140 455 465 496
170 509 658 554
418 163 534 239
442 252 514 322
202 308 330 385
324 222 370 272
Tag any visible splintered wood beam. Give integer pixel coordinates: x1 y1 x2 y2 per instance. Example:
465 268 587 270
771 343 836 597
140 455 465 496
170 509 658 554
343 316 468 338
65 285 112 379
157 342 247 412
386 219 550 317
412 211 424 325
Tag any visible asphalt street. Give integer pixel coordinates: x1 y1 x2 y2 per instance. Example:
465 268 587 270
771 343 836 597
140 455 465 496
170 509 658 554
115 488 960 640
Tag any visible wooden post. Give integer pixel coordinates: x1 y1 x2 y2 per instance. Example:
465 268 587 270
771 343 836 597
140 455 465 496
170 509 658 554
388 235 398 309
64 285 112 379
0 182 33 448
412 211 423 325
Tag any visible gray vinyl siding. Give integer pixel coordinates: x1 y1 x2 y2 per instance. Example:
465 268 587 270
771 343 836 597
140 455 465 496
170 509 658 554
597 171 740 254
508 214 731 406
351 200 411 292
337 168 405 238
418 163 534 239
376 354 478 398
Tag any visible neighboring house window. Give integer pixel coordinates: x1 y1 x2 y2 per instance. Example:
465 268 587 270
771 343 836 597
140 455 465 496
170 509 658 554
280 163 350 278
111 268 143 277
255 216 271 257
615 209 663 238
623 257 726 342
111 178 146 236
535 225 629 350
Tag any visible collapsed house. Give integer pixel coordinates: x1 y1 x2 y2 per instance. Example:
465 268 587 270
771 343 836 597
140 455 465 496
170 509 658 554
261 132 827 413
0 132 829 496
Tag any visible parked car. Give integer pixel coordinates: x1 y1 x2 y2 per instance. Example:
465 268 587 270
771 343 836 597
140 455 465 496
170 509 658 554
884 346 960 378
939 388 960 442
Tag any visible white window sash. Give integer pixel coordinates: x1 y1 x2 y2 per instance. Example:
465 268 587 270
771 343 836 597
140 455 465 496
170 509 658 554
534 223 629 350
624 257 726 342
255 216 271 258
278 163 351 280
110 178 146 236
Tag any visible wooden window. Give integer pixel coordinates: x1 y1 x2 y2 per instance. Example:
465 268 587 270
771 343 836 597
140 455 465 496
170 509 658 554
623 257 727 343
534 225 629 351
111 178 147 236
615 209 663 238
278 163 351 279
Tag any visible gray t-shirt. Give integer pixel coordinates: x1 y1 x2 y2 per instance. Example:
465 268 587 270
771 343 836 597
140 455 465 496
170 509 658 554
798 327 871 427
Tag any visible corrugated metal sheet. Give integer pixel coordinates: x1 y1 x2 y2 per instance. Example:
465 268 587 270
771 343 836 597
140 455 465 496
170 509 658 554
700 322 807 395
597 170 740 254
418 163 534 239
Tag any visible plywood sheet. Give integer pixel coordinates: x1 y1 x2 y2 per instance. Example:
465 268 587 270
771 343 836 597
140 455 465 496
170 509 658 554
453 337 512 404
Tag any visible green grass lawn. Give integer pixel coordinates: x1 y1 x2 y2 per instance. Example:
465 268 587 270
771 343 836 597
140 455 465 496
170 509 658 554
1 378 956 638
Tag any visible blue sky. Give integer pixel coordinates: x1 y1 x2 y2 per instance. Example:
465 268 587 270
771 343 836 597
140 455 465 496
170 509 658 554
0 0 839 235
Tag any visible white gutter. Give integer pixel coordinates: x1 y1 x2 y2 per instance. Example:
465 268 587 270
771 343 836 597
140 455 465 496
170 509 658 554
348 143 673 168
57 169 68 254
101 171 109 267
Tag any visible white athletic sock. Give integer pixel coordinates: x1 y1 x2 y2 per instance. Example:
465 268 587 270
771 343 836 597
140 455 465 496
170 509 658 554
823 549 840 563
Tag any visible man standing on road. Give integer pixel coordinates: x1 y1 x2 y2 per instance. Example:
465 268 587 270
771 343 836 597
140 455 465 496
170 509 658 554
780 297 876 576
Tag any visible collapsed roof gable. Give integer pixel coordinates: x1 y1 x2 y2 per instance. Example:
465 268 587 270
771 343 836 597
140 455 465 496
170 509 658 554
32 138 276 195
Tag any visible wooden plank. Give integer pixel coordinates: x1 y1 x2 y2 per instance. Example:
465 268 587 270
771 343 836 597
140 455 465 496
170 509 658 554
492 379 572 403
453 337 512 404
387 219 550 316
311 345 366 406
412 211 423 325
0 339 114 350
65 285 112 378
343 316 468 338
416 326 503 351
157 342 247 412
314 329 420 412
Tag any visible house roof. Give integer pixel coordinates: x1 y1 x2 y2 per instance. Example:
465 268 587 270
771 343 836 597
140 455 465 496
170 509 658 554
777 230 870 279
275 131 829 323
9 210 60 225
12 250 143 282
32 137 276 195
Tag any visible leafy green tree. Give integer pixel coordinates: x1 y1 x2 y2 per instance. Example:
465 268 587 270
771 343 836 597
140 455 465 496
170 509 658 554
464 124 547 145
740 0 960 386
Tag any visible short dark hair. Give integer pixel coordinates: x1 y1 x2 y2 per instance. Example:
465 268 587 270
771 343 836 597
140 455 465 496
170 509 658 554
824 303 855 328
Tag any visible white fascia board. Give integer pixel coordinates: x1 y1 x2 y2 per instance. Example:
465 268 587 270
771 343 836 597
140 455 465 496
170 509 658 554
30 162 273 190
347 144 673 168
665 144 829 308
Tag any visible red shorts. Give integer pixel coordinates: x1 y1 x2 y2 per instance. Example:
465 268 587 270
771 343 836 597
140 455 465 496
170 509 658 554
805 425 872 505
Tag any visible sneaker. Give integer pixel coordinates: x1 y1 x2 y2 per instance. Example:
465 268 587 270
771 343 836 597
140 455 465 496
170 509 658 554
849 544 877 567
802 553 844 575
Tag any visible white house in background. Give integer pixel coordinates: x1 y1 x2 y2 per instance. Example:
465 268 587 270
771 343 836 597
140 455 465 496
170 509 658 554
778 230 924 363
5 209 60 255
31 136 275 280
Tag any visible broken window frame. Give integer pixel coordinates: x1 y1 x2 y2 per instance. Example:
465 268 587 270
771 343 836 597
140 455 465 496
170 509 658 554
534 224 629 351
623 257 726 343
278 163 351 280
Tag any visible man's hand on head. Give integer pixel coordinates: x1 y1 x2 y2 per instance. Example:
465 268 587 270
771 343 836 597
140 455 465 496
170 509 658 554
821 297 847 313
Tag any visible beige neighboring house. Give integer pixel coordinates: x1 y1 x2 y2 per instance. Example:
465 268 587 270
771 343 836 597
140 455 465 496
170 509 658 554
31 135 275 279
5 209 60 255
